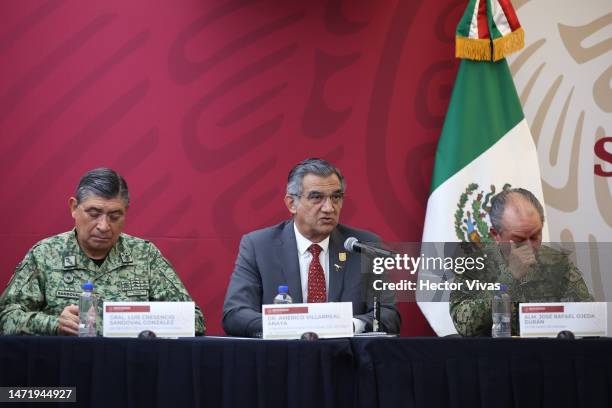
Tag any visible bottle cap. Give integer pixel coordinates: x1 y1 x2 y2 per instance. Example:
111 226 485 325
278 285 288 293
82 282 94 291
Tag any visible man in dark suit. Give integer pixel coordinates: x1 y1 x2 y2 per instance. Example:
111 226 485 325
223 158 401 337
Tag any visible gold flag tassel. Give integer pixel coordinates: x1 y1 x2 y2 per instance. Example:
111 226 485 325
492 27 525 61
455 36 492 61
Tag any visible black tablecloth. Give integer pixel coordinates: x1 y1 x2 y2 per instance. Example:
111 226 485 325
353 337 612 408
1 336 612 408
0 336 354 408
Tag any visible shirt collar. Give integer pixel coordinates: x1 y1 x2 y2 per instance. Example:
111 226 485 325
293 222 330 256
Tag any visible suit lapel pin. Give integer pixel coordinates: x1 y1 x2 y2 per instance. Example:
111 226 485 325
334 263 343 271
338 252 346 262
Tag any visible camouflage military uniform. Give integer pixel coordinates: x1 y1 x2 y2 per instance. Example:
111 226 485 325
0 230 205 335
450 244 593 336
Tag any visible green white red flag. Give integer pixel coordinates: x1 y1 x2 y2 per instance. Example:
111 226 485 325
418 0 547 336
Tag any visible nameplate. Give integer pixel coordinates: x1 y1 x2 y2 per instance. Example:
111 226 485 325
103 301 195 338
262 302 353 340
519 302 607 338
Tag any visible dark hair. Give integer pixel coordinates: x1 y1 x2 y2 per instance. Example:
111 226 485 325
75 168 130 206
489 187 544 233
286 158 345 197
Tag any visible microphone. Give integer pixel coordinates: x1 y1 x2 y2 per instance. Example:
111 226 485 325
344 237 395 258
138 330 157 338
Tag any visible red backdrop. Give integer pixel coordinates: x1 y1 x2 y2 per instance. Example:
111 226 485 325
0 0 464 336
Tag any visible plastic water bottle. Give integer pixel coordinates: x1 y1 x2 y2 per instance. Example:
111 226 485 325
491 286 511 338
79 282 97 337
273 285 292 304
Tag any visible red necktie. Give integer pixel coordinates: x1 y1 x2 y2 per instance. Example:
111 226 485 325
307 244 327 303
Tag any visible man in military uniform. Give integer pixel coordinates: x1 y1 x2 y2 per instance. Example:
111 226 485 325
450 188 593 336
0 168 205 335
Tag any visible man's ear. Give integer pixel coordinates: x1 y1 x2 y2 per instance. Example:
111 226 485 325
284 195 297 215
69 197 78 219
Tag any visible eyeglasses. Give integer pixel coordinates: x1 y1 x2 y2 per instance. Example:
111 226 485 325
296 191 344 205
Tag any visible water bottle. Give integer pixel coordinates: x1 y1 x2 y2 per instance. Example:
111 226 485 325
491 286 511 338
79 282 97 337
273 285 292 304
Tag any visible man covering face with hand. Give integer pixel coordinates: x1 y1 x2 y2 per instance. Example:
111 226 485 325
450 188 593 336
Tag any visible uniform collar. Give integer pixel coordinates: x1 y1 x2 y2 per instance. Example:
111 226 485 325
62 229 132 273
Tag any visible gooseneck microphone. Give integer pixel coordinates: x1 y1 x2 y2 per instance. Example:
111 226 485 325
343 237 395 257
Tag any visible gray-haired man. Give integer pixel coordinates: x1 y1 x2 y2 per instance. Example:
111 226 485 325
0 168 205 335
450 188 593 336
223 158 401 337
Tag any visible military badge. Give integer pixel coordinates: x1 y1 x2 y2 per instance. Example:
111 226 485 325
120 279 150 293
63 255 76 268
56 290 80 299
126 290 148 297
63 272 74 284
120 251 132 264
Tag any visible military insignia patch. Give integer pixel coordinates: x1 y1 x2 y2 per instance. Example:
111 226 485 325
63 256 76 268
126 290 148 297
455 183 512 243
120 251 132 264
63 272 74 284
120 280 150 292
56 290 80 299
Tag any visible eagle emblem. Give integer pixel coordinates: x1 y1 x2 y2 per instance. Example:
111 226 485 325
455 183 512 243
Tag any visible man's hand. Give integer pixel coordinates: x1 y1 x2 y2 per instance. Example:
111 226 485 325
58 305 80 336
506 241 536 280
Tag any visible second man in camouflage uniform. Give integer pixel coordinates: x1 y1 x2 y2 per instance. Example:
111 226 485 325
450 188 593 336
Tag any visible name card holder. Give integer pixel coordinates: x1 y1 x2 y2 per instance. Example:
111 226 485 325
519 302 607 338
103 301 195 338
262 302 353 340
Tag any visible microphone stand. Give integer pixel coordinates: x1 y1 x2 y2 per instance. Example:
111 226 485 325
358 247 388 333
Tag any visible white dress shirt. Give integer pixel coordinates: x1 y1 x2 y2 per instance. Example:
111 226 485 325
293 223 366 333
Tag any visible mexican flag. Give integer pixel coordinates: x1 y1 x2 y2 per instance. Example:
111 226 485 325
417 0 547 336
